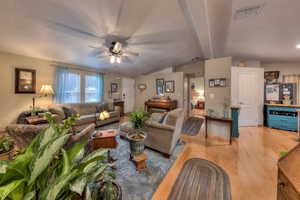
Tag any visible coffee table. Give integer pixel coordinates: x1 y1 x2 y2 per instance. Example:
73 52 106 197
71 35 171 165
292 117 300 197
92 129 118 163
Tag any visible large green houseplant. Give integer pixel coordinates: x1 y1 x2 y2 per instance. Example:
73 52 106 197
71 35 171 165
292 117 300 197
0 113 119 200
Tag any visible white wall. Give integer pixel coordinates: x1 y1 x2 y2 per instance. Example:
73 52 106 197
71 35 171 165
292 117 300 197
262 62 300 82
205 57 232 138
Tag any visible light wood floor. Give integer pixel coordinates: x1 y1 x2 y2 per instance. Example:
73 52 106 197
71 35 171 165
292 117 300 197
152 126 298 200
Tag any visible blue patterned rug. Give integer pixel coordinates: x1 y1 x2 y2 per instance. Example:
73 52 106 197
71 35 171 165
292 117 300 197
97 123 185 200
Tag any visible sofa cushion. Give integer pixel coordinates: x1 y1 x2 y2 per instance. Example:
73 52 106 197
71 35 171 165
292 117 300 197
151 113 167 123
95 110 119 119
73 114 96 126
63 106 78 118
96 102 114 112
48 106 66 119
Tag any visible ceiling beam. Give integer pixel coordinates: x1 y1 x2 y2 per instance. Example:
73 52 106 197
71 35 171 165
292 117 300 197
178 0 214 59
178 0 233 59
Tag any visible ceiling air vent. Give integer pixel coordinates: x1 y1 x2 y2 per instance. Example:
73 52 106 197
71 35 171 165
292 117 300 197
234 4 265 20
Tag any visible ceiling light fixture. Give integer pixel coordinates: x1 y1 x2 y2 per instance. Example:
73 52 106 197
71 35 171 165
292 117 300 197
116 57 121 64
296 44 300 49
110 55 116 64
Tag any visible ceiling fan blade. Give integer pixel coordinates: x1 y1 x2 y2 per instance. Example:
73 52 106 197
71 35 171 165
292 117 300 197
123 56 134 64
122 51 139 57
47 20 105 41
96 52 110 59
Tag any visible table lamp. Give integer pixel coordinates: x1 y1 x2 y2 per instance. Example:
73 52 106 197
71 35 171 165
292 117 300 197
32 85 55 113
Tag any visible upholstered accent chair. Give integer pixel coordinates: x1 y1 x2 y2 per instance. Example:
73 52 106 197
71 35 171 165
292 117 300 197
144 108 184 157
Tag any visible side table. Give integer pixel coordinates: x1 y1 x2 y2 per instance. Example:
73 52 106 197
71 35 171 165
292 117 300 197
92 129 118 163
132 153 148 172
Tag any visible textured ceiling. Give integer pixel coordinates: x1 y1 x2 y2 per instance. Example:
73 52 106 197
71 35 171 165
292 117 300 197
0 0 299 76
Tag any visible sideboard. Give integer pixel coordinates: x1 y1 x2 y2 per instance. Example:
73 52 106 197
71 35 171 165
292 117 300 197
265 104 300 132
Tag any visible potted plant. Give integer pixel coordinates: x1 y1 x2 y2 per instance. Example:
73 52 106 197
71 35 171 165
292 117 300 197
0 113 121 200
0 136 14 160
127 110 149 156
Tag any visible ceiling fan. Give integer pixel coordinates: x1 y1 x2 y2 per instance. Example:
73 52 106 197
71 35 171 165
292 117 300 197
91 41 140 64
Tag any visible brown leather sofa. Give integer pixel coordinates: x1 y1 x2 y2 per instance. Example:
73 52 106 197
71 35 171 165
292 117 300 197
48 102 121 132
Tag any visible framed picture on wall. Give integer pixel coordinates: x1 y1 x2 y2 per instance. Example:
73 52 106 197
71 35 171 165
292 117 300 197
156 79 164 94
15 68 36 94
111 83 118 93
209 79 215 87
165 80 175 93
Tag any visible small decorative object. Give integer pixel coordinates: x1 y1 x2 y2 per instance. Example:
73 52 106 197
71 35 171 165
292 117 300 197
99 110 110 120
209 78 226 88
165 80 175 93
111 83 118 93
137 83 147 92
282 96 291 105
0 136 14 160
15 68 36 93
156 78 164 95
239 61 247 67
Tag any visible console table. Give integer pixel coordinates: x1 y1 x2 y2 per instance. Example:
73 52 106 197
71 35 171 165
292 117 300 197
113 101 124 116
204 115 233 144
144 99 177 113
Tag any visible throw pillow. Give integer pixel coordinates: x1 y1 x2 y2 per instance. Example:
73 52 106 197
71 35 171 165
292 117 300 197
48 106 66 120
62 106 78 118
158 113 167 123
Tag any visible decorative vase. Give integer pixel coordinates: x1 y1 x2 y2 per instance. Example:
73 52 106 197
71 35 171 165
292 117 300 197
127 130 147 156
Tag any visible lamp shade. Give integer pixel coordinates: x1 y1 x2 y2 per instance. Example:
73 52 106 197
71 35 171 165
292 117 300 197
99 111 110 120
40 85 54 95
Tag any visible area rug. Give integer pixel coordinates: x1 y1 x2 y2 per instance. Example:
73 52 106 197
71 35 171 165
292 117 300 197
181 117 204 136
168 158 231 200
97 123 185 200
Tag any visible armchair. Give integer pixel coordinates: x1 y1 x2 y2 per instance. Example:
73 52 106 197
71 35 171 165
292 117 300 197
144 108 184 157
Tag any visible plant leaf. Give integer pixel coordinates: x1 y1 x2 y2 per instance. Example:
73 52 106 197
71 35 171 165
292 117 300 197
66 141 87 167
70 174 87 196
38 126 59 150
0 179 25 200
61 149 70 176
40 170 79 200
29 134 70 184
23 191 36 200
81 149 107 163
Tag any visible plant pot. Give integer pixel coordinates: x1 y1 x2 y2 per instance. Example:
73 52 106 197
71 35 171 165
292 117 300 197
127 130 147 156
0 150 14 161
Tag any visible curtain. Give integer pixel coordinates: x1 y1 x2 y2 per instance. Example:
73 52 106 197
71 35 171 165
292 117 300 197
84 72 104 103
96 72 104 102
282 74 300 104
55 67 81 104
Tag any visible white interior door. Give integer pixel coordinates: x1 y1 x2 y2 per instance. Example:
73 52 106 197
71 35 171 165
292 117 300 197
231 67 264 126
122 78 135 113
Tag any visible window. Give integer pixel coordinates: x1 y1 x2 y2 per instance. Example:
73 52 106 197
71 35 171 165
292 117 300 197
55 67 103 104
85 73 104 103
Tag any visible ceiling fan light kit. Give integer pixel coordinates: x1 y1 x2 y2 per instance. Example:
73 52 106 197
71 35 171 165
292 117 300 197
90 40 139 64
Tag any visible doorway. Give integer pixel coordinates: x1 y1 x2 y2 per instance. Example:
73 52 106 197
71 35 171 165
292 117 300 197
184 75 205 117
122 78 135 114
231 67 264 126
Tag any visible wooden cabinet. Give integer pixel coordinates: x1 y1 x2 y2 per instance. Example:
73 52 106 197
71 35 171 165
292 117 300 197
113 101 124 116
277 144 300 200
265 104 299 132
144 99 177 113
